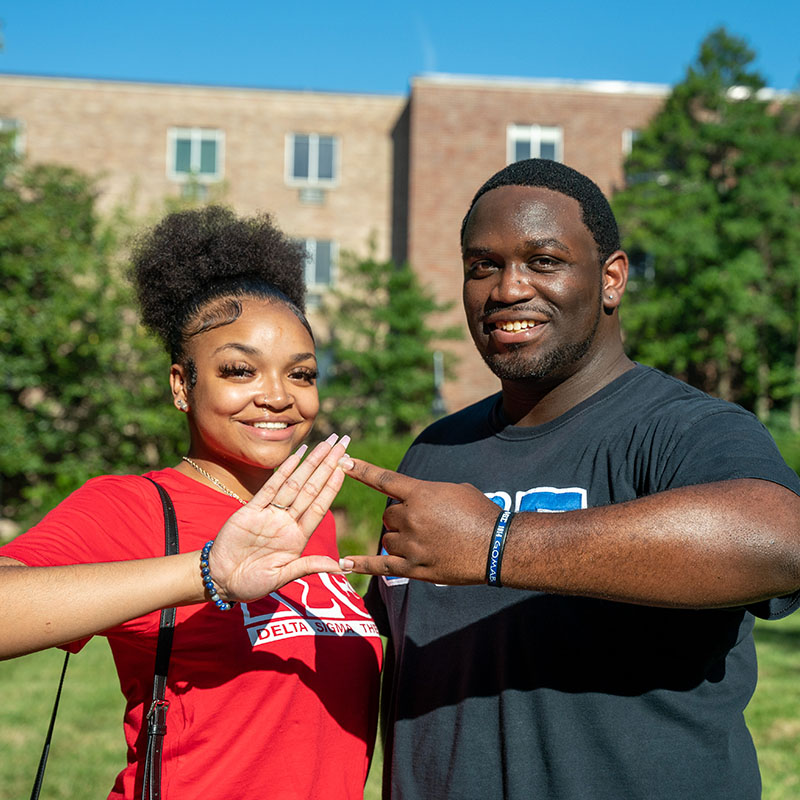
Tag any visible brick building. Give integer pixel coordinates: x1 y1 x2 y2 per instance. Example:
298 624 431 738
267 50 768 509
0 71 668 411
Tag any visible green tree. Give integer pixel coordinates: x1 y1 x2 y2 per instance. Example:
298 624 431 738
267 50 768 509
613 28 800 425
0 137 185 532
318 250 460 439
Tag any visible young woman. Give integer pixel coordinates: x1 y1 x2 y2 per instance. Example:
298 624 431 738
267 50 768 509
0 206 382 799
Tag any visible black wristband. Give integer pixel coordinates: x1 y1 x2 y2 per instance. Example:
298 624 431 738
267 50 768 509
486 510 515 587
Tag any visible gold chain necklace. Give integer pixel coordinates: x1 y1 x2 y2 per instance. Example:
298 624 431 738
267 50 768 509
181 457 248 505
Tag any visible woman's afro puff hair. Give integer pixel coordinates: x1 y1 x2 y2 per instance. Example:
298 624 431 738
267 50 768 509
130 205 307 353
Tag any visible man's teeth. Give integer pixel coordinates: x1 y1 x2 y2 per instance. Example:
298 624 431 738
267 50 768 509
252 422 289 429
496 320 539 332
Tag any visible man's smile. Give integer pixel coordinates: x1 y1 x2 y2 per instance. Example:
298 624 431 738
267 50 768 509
492 319 543 332
487 319 548 345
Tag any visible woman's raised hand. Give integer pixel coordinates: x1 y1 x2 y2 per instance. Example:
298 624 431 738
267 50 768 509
0 436 353 657
206 434 351 603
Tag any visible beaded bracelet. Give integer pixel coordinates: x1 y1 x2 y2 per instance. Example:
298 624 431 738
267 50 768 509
486 510 515 587
200 540 236 611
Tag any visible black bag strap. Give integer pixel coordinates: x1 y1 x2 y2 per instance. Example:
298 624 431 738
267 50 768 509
30 477 179 800
29 651 70 800
141 477 179 800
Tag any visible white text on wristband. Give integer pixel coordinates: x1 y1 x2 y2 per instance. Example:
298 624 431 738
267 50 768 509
486 510 515 587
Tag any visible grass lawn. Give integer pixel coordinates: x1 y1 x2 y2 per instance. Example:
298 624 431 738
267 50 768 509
745 612 800 800
0 637 383 800
1 614 796 799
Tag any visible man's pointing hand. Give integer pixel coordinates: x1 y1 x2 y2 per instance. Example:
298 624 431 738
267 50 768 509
338 457 500 584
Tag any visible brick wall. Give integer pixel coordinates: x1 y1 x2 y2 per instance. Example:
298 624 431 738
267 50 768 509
0 75 405 265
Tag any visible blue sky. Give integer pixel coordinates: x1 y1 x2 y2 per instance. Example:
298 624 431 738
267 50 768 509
2 1 798 94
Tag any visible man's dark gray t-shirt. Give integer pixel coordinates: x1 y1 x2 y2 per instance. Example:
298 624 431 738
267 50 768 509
365 365 800 800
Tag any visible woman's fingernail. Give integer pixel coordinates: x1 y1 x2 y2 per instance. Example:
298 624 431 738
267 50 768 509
338 456 355 470
325 433 338 446
339 558 354 573
295 444 308 457
339 434 351 449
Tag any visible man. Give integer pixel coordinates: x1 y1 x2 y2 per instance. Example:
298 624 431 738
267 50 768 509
339 159 800 799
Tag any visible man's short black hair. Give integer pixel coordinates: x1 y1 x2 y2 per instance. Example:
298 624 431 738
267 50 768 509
460 159 620 263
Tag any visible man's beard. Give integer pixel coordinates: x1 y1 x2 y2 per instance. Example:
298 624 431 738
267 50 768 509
480 303 601 382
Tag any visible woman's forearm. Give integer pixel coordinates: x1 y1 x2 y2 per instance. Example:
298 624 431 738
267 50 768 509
0 554 202 659
0 438 351 659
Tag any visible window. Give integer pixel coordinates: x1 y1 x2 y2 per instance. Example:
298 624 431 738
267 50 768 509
167 127 224 182
627 249 655 285
303 239 336 288
286 134 339 186
302 238 337 307
0 118 25 155
507 124 563 164
622 128 641 156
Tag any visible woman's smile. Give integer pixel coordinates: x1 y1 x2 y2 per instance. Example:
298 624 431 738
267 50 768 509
237 415 301 441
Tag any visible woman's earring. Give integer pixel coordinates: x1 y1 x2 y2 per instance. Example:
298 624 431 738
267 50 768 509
177 399 188 412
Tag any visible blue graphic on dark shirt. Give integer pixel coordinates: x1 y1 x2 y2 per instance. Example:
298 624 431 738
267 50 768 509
487 487 587 513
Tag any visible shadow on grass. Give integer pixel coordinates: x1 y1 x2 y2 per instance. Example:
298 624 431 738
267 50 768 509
753 625 800 649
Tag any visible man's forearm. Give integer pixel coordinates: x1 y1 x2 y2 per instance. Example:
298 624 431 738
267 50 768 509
499 479 800 607
341 457 800 608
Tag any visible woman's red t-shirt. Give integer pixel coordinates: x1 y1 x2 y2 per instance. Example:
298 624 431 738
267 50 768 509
1 468 382 799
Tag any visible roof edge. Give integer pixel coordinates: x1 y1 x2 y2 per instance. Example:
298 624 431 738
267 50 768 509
412 72 672 96
0 71 405 100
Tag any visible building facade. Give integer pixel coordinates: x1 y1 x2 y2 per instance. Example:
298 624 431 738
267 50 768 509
0 71 668 410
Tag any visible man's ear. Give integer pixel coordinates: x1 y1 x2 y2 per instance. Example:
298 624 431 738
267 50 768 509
601 250 629 312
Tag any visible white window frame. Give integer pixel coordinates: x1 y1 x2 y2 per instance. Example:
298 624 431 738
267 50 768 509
622 127 641 156
0 118 25 155
285 133 340 188
506 124 563 164
303 238 338 291
166 127 225 182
